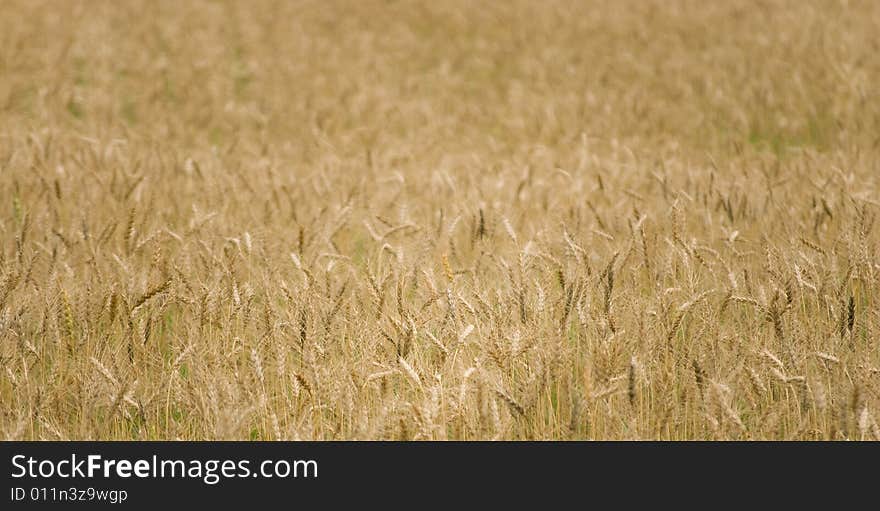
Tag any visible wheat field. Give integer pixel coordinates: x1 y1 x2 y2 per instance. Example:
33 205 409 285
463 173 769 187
1 0 879 440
